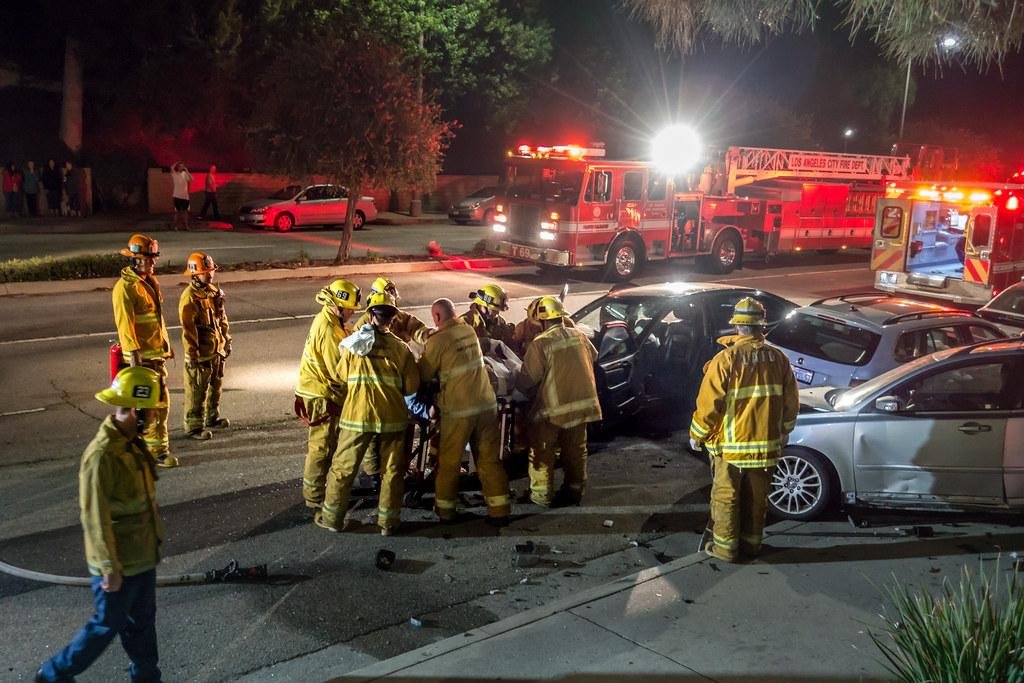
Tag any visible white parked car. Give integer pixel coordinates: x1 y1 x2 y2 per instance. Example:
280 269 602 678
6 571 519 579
237 184 378 232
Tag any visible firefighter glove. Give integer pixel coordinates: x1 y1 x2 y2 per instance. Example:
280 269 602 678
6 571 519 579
688 438 702 453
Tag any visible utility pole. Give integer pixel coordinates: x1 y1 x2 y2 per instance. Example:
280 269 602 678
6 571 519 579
899 60 911 140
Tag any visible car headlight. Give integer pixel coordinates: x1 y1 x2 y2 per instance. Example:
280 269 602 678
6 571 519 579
250 207 269 214
470 202 481 210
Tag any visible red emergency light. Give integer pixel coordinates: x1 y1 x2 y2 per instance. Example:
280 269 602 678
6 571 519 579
512 144 606 160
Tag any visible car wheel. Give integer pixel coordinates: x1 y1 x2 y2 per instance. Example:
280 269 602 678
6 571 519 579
273 213 294 232
481 209 495 226
604 236 644 282
700 231 742 274
353 210 366 231
768 449 833 521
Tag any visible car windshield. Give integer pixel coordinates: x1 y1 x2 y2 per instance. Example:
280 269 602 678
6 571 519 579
984 284 1024 316
269 185 302 199
769 311 881 366
834 346 963 410
572 296 672 340
468 186 499 199
508 166 582 202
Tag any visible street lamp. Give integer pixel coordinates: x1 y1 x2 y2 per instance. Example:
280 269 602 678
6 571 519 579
900 36 959 139
843 127 855 153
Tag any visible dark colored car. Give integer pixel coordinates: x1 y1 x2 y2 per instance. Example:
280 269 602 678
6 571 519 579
570 283 798 423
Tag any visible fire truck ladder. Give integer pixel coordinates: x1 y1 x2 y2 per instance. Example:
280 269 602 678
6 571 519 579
725 147 912 194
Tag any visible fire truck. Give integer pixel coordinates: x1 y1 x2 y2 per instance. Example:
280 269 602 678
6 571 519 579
871 181 1024 305
486 143 911 280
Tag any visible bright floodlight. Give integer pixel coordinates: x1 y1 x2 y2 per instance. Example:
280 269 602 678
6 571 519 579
844 128 855 138
652 125 702 175
941 36 959 48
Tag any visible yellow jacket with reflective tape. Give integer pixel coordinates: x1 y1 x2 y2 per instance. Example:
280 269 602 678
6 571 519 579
112 267 170 359
178 281 230 362
689 334 799 467
353 309 429 345
337 328 420 432
459 305 515 349
420 318 497 418
80 416 165 577
295 308 353 405
515 320 601 428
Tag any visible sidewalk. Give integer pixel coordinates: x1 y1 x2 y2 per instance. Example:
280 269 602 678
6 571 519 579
254 518 1022 682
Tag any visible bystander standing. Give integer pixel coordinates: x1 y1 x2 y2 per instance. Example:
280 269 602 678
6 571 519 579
3 162 23 215
22 160 40 215
171 162 193 231
41 159 62 215
199 163 221 221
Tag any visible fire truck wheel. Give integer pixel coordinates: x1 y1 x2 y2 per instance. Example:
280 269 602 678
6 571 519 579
703 231 741 274
604 236 644 281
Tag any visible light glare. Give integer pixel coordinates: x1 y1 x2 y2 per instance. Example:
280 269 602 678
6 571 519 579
652 124 702 175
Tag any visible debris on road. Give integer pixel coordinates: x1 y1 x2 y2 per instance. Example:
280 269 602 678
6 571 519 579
488 589 505 595
409 617 423 628
375 549 396 571
602 520 614 528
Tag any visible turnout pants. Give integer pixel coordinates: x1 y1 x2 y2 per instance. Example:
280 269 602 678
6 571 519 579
300 396 341 508
322 429 406 531
183 355 225 432
435 409 510 520
134 359 170 459
528 421 587 507
709 457 775 561
38 569 160 683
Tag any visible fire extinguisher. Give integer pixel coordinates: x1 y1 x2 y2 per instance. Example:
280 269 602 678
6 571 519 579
109 343 128 381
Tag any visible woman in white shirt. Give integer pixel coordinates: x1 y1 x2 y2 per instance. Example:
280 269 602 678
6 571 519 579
171 163 193 231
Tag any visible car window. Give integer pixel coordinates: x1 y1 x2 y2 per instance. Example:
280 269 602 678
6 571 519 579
303 187 324 201
893 359 1023 412
584 171 613 203
468 186 498 198
623 171 644 201
986 286 1024 315
966 325 1004 343
322 186 345 200
573 296 672 361
769 311 881 366
702 292 795 336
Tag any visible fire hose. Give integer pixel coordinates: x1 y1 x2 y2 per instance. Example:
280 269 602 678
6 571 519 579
0 558 269 587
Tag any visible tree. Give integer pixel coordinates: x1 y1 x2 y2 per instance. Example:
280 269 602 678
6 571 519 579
249 30 454 263
623 0 1024 70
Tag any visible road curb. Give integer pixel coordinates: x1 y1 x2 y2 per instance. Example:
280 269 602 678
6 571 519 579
0 257 516 297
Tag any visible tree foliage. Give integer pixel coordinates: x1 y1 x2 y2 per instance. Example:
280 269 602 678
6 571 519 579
623 0 1024 70
249 29 453 263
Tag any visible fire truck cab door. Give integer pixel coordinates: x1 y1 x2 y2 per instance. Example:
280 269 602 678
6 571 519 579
871 199 910 278
963 206 997 285
583 167 617 229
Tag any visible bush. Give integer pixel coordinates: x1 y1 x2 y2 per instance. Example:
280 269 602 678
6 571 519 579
870 561 1024 682
0 254 127 282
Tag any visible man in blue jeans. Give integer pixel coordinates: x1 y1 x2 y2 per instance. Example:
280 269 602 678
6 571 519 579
37 366 166 682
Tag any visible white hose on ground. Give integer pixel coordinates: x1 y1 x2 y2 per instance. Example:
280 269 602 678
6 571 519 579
0 558 265 587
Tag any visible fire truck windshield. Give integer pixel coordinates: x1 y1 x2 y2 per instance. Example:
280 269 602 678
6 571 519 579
508 166 583 203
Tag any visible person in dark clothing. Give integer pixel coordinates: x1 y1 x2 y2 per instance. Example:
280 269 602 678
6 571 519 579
65 161 82 217
41 159 62 215
23 161 40 215
199 164 222 221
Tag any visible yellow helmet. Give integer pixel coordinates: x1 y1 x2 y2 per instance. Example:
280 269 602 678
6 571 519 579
95 366 161 409
525 297 543 322
728 297 766 326
472 283 508 311
370 276 399 301
365 291 399 314
120 233 159 258
184 251 217 275
534 295 565 320
315 279 361 309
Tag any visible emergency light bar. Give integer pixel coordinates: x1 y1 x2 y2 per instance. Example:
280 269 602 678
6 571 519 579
511 144 606 160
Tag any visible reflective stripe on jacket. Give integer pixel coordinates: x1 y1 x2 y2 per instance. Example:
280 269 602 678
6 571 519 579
515 321 601 428
178 281 230 362
295 307 352 405
337 329 420 432
459 306 515 349
353 309 429 345
112 267 170 359
689 334 799 467
420 318 497 418
80 416 165 577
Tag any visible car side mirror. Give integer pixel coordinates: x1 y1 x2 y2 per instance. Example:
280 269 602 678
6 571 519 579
875 395 906 413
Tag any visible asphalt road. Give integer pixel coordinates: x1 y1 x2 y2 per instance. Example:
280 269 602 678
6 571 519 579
0 256 876 682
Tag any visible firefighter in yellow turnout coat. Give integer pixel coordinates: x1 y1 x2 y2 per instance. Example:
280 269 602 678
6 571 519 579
294 280 362 509
690 297 799 562
36 366 165 682
515 296 602 507
178 252 232 441
112 234 176 467
460 283 515 350
352 276 430 345
319 292 420 535
419 298 510 523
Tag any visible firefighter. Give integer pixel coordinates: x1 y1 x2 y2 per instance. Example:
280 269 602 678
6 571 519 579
514 295 601 507
294 279 361 509
511 296 576 357
36 367 166 683
460 283 515 350
318 292 420 535
689 297 799 563
352 276 430 345
112 233 176 468
178 252 231 441
419 297 511 524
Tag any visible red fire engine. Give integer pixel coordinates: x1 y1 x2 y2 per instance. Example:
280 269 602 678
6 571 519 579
871 181 1024 305
486 143 911 279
